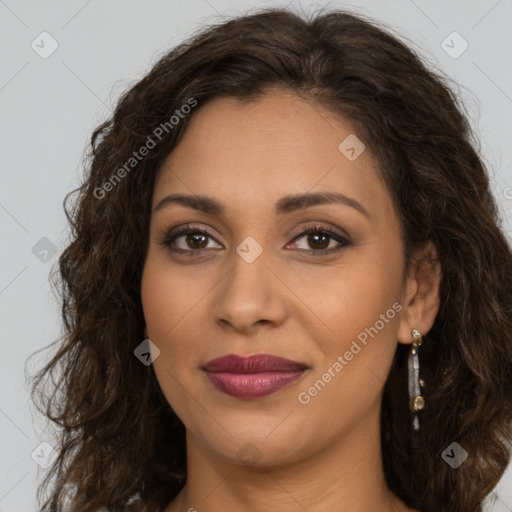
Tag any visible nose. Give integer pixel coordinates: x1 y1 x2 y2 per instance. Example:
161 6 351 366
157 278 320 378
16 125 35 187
213 245 288 335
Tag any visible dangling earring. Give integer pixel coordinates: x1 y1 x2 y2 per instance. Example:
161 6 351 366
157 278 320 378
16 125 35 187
407 328 425 431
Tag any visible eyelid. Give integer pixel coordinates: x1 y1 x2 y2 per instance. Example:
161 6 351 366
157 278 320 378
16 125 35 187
285 223 351 255
161 223 222 248
160 221 352 254
288 221 351 242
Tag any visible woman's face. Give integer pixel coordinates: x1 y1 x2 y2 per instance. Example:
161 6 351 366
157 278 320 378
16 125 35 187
141 90 412 466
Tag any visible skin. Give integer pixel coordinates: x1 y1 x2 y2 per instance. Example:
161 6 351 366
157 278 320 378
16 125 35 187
141 89 441 512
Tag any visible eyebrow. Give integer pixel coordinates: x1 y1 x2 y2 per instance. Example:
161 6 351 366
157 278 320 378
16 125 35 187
154 191 370 219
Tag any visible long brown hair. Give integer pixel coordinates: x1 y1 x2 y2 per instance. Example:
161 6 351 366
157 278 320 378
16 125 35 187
28 6 512 512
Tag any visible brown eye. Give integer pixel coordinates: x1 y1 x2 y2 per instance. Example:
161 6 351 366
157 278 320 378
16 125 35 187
160 223 351 257
184 233 209 250
161 225 222 254
306 232 330 250
289 226 350 255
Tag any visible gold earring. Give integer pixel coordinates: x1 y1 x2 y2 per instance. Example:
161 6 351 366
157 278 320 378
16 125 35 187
407 328 425 431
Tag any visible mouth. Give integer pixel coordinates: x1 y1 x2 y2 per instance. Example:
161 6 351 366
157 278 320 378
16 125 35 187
202 354 309 399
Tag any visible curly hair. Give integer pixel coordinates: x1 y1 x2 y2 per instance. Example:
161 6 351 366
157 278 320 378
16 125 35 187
27 6 512 512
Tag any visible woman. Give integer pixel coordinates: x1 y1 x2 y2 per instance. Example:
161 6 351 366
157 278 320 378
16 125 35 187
29 6 512 512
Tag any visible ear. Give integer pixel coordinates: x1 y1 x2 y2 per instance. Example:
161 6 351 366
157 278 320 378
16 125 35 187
397 240 442 345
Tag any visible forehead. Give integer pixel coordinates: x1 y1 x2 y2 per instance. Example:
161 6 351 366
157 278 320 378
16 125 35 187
153 91 393 221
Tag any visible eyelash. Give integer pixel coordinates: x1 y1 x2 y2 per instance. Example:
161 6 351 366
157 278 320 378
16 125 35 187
159 223 352 257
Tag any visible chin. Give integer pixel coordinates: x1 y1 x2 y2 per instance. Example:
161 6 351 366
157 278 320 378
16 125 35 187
194 418 316 468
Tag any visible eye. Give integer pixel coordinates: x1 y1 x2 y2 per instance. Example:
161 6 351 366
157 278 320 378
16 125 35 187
159 223 351 256
287 225 351 255
160 224 222 255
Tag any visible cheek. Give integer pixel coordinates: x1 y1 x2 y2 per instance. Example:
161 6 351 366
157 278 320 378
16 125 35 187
141 253 199 338
141 268 173 339
141 256 203 417
296 249 403 406
141 253 214 376
310 251 402 344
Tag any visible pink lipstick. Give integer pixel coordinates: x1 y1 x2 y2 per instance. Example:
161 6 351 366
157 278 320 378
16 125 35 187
202 354 308 398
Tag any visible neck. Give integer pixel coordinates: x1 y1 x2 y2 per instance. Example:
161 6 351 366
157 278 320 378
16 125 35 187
166 402 409 512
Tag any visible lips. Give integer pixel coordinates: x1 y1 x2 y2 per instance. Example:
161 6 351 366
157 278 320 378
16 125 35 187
202 354 308 398
203 354 308 373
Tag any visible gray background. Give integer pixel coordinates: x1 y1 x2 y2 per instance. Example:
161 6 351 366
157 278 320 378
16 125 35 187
1 0 511 510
